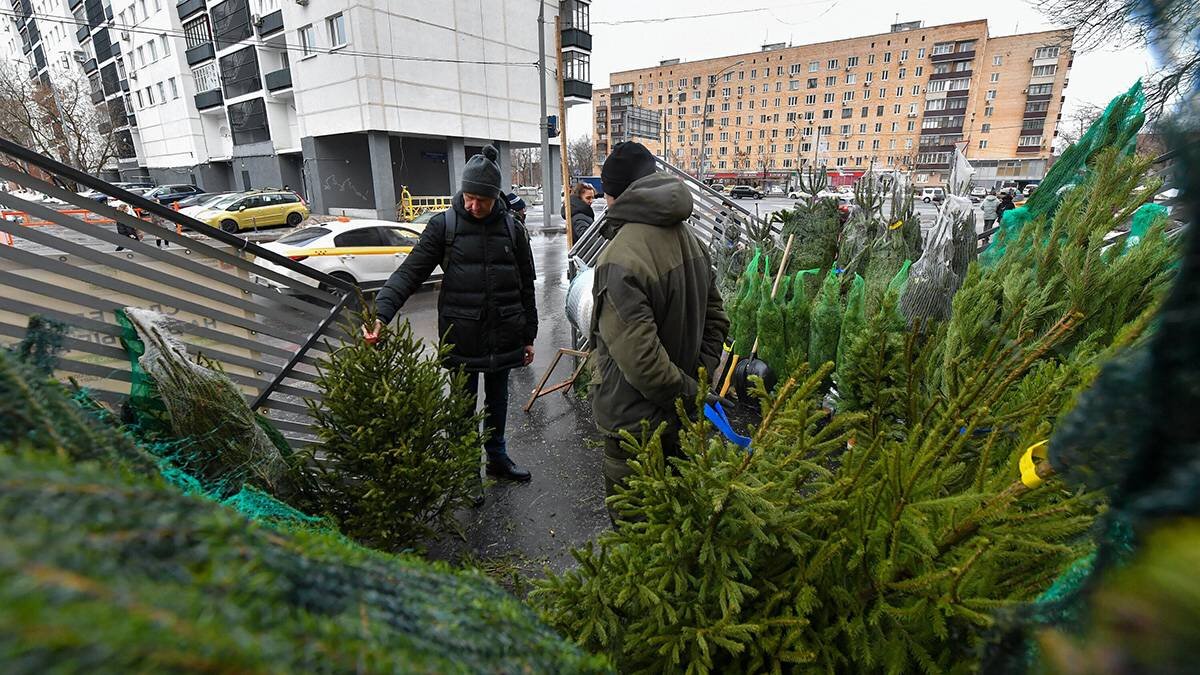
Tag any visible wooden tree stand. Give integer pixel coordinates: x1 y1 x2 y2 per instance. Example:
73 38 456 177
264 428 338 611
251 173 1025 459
523 348 589 412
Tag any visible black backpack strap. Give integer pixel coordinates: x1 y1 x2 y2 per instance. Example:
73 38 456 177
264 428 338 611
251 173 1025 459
441 207 457 271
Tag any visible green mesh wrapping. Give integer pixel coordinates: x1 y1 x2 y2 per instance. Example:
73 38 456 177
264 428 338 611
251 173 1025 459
785 269 818 375
980 81 1147 266
808 268 842 371
836 275 866 375
1124 202 1169 251
732 250 766 358
757 275 789 374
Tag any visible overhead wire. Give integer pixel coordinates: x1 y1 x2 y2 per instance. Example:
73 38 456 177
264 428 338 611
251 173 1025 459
591 1 840 26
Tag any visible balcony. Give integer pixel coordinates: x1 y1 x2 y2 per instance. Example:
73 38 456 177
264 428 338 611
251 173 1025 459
929 70 970 81
561 27 592 51
1026 92 1052 102
176 0 204 21
1016 145 1042 154
264 66 291 91
946 89 970 98
186 42 215 66
194 88 223 110
76 25 89 42
1024 109 1049 120
257 9 283 37
931 50 974 63
564 78 592 101
83 58 97 73
920 126 963 136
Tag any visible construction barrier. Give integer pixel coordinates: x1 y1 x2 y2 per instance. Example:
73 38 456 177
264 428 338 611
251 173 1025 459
398 186 452 222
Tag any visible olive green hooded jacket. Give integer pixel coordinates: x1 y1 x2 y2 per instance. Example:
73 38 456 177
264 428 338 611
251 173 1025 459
589 172 730 437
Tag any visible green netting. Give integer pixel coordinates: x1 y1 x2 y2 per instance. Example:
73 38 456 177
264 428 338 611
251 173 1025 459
1124 202 1170 251
731 250 766 357
757 274 789 374
784 269 818 374
980 81 1147 266
836 275 866 375
808 268 842 371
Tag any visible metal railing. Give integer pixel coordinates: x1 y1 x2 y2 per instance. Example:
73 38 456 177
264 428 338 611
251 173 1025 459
568 156 779 268
0 136 356 446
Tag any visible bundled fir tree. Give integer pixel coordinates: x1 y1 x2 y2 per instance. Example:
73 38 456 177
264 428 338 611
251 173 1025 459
294 311 484 549
808 268 842 371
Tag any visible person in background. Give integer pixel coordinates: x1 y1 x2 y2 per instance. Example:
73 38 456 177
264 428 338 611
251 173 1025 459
996 191 1017 224
505 192 528 225
980 191 1000 231
113 200 141 251
589 141 730 524
562 182 596 236
365 145 538 485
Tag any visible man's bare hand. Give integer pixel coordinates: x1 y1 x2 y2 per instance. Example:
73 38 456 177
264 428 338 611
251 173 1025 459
523 345 535 366
362 319 384 345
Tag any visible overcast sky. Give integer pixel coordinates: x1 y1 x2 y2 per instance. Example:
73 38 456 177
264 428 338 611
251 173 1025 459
566 0 1157 142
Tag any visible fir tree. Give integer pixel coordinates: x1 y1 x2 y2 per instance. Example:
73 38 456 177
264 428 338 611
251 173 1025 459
808 268 842 372
294 310 484 549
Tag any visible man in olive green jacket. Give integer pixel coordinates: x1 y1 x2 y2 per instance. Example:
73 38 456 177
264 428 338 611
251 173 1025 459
590 142 730 522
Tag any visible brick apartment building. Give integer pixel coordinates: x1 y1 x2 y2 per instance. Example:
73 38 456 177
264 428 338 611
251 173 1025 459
593 19 1073 189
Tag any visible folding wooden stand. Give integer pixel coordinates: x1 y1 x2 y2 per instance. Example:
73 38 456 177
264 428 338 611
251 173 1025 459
523 348 589 412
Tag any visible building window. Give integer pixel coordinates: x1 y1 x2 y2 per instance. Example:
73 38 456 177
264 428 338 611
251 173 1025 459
825 76 836 86
915 66 923 76
787 95 797 106
900 49 909 60
827 58 838 69
984 106 994 116
228 97 270 144
842 91 853 101
1018 135 1042 147
192 61 220 92
917 47 925 58
979 140 988 149
789 63 801 75
981 123 991 133
912 85 920 95
845 73 856 84
146 86 155 105
135 89 143 107
137 46 145 67
958 40 976 52
299 24 316 56
1026 100 1050 113
837 140 848 151
805 94 815 105
907 121 915 131
868 53 875 65
993 55 1003 66
986 89 996 100
1028 83 1053 96
883 52 892 63
1032 64 1057 77
219 46 262 98
327 12 347 48
932 42 954 56
211 0 252 48
846 56 858 67
807 77 817 89
1034 46 1060 59
566 0 590 32
990 73 999 83
564 51 589 83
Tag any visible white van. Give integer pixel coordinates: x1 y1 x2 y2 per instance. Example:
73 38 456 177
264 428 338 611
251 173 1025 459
920 187 946 203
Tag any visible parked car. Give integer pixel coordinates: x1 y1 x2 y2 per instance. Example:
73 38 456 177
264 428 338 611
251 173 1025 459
970 186 988 199
77 189 108 202
192 190 310 232
112 181 156 191
730 185 764 200
252 220 429 292
920 187 946 203
709 183 727 193
1023 184 1038 197
176 191 239 214
105 186 151 209
766 185 786 197
788 189 811 200
146 184 205 206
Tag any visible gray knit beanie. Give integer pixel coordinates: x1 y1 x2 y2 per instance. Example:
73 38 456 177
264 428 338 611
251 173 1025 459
461 144 502 199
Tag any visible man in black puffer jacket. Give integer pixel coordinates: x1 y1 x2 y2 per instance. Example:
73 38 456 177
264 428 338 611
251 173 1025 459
366 145 537 483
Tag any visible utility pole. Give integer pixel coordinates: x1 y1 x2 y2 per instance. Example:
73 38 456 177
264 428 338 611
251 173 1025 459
556 13 574 248
537 1 552 233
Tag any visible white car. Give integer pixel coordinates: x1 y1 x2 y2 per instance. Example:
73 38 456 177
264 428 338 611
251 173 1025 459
788 190 812 200
252 219 430 293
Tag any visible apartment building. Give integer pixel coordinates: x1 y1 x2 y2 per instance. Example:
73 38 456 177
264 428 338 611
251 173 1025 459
593 19 1073 189
6 0 592 219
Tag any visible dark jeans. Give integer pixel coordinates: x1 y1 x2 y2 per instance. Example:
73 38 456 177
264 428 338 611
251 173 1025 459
460 369 511 462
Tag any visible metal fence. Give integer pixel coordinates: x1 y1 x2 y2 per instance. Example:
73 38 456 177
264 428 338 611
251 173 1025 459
0 137 355 446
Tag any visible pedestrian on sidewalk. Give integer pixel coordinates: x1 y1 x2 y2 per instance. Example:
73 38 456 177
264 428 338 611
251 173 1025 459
113 201 142 251
980 192 1000 230
996 191 1016 224
562 182 597 236
589 141 730 525
365 144 538 485
505 192 528 225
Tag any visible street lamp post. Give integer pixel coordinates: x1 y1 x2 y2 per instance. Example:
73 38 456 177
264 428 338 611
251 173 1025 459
697 59 743 184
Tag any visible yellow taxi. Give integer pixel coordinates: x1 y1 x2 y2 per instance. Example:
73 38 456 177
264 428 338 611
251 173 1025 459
192 190 310 232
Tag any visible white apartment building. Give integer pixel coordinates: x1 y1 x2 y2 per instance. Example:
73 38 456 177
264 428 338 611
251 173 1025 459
6 0 592 219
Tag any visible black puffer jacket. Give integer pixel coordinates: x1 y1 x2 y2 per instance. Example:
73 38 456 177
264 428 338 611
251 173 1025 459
375 193 538 373
562 194 595 235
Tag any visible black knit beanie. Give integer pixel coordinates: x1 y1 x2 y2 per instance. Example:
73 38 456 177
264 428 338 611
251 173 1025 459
462 144 502 199
601 141 657 199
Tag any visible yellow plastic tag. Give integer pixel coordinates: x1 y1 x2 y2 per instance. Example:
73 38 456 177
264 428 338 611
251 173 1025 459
723 341 733 353
1019 440 1049 488
889 220 904 230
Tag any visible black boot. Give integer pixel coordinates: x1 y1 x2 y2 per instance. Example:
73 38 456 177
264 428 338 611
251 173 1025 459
486 455 531 482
